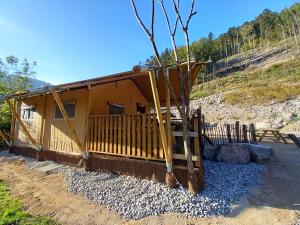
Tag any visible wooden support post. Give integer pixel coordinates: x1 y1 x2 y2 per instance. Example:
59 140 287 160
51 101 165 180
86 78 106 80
165 78 173 163
149 71 171 168
10 100 17 146
202 115 206 146
0 130 10 146
149 71 170 162
84 86 92 150
193 116 200 167
242 125 248 143
6 99 38 149
249 123 257 144
39 95 47 149
197 107 203 152
235 121 240 143
50 89 85 153
226 124 232 143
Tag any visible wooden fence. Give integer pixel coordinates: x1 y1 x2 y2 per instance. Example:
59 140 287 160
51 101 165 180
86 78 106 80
87 114 166 161
87 113 202 164
282 123 300 133
201 120 257 146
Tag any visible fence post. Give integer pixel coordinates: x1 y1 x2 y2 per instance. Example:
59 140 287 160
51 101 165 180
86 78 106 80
249 123 257 144
235 121 240 143
242 125 248 143
193 115 200 168
197 107 203 156
226 124 232 143
202 115 206 146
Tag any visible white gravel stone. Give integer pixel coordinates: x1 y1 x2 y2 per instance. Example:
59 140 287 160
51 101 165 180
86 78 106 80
1 151 265 220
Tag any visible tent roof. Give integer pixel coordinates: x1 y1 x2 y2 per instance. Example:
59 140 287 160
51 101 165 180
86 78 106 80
3 62 205 106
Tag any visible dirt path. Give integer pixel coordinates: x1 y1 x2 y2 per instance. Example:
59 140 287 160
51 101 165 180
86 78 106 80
0 160 123 225
0 140 299 225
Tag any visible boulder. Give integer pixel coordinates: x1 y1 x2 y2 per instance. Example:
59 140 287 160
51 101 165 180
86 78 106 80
246 144 274 164
203 146 218 160
216 144 250 164
272 118 284 129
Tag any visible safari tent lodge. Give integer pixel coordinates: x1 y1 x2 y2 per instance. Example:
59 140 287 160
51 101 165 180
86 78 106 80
2 62 205 192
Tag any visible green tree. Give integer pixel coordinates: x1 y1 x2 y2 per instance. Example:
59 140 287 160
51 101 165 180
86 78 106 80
0 56 36 131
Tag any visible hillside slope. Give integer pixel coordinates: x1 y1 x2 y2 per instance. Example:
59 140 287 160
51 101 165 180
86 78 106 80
191 56 300 128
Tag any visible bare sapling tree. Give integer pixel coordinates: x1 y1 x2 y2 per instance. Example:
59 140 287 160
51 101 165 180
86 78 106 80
130 0 199 191
280 24 288 52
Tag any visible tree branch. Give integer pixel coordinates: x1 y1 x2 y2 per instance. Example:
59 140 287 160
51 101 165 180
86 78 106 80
158 0 180 63
186 0 197 28
130 0 151 38
151 0 155 39
172 0 185 30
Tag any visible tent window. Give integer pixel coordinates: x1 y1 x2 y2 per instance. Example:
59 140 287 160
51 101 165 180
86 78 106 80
22 106 36 120
109 104 125 115
55 103 76 119
136 103 146 114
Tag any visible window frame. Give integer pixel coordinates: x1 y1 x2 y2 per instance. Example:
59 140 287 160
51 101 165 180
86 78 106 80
21 105 37 121
54 102 76 120
108 103 126 115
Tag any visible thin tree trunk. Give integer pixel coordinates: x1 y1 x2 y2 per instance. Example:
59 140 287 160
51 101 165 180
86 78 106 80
265 29 269 50
292 21 300 54
281 25 288 52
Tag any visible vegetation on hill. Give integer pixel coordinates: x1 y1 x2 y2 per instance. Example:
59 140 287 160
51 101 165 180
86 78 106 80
0 180 58 225
191 56 300 105
0 56 35 132
144 3 300 73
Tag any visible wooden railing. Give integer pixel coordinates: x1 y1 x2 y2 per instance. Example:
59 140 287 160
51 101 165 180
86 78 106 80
202 121 257 146
87 114 166 161
281 123 300 133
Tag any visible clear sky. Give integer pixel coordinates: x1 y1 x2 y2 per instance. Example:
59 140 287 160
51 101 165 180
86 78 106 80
0 0 298 84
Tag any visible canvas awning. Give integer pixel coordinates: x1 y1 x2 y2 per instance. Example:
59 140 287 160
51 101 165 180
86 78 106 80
3 62 205 106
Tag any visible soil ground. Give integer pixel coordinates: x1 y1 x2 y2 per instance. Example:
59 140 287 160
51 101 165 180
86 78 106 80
0 138 299 225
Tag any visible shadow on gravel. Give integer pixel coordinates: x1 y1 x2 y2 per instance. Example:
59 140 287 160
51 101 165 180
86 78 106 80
227 140 300 217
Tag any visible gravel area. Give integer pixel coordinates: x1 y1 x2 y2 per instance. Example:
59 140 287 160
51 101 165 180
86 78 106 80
65 161 264 219
1 151 265 220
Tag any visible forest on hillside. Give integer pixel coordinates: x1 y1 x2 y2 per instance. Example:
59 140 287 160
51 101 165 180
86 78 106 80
144 3 300 69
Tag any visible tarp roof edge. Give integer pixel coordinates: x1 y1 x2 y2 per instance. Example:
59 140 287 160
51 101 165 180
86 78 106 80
3 61 206 101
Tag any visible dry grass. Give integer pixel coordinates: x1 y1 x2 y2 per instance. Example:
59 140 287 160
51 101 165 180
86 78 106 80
191 56 300 105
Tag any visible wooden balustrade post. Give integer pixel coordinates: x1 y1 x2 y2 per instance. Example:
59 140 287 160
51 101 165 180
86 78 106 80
235 121 240 143
197 107 204 154
242 124 248 143
249 123 257 144
202 115 206 146
226 124 232 143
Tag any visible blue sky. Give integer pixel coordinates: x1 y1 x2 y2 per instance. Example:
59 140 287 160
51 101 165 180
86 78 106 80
0 0 298 84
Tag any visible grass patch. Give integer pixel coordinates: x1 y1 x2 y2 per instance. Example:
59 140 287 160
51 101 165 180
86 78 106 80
290 113 300 124
0 180 58 225
191 56 300 105
224 84 300 105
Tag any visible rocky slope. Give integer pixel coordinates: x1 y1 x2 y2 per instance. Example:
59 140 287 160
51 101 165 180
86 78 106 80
190 93 300 129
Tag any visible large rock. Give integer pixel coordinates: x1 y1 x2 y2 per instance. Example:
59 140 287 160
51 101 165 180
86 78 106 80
203 146 218 160
246 144 274 164
216 144 250 164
